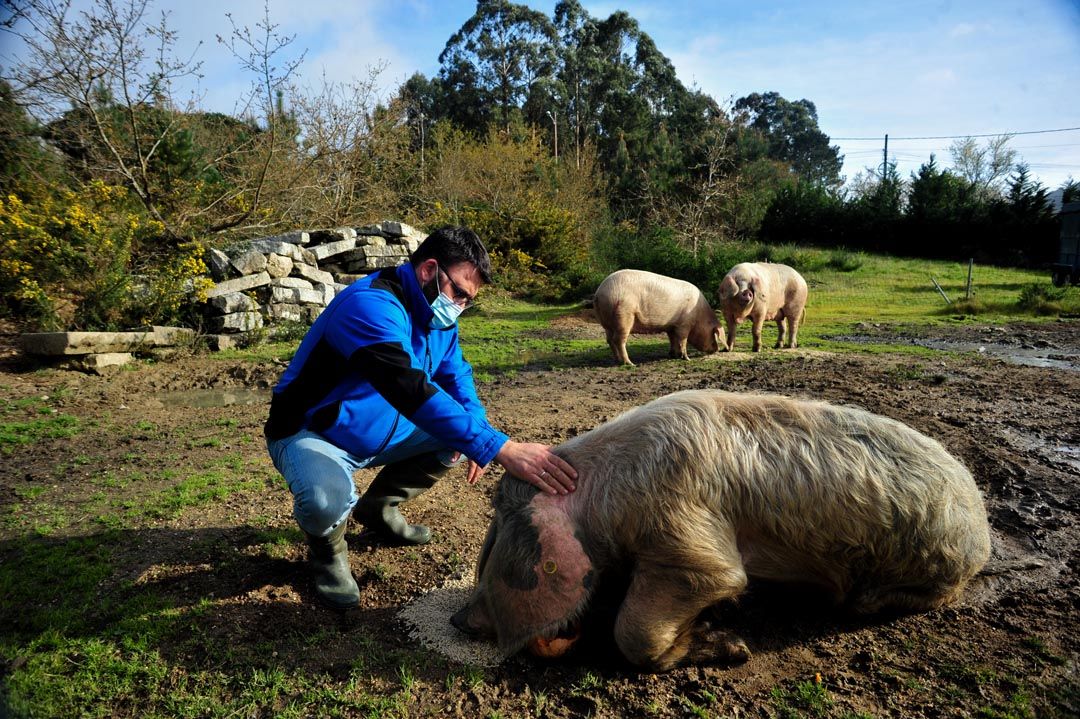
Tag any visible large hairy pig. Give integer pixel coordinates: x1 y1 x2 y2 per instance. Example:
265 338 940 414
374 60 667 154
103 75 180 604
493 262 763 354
593 269 723 365
718 262 807 351
451 390 990 672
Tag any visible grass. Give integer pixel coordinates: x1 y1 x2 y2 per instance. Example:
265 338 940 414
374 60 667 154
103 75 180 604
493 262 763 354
464 253 1079 370
798 254 1079 351
771 675 833 718
215 248 1079 374
0 524 437 718
0 393 83 452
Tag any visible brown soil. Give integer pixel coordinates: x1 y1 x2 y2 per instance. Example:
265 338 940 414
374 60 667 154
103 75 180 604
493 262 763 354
1 317 1078 717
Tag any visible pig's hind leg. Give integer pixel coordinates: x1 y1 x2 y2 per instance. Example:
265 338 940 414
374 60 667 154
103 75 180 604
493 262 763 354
787 309 802 348
605 325 634 366
613 532 751 671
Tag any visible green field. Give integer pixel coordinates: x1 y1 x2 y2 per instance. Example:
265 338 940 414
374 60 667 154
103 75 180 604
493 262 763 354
217 249 1079 374
461 252 1079 374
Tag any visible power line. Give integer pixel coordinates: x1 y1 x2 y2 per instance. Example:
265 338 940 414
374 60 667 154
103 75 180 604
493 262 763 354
832 126 1080 141
850 142 1080 153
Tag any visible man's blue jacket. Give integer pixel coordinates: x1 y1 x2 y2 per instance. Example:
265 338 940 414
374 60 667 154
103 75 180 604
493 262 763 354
264 263 509 466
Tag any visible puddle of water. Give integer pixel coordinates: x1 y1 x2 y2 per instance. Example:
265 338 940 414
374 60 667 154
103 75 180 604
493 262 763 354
156 388 270 409
1003 427 1080 473
1052 444 1080 471
916 339 1080 371
831 335 1080 372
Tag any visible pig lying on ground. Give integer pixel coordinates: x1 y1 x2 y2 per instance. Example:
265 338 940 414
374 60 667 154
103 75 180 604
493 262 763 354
718 262 807 351
451 390 991 671
593 269 723 365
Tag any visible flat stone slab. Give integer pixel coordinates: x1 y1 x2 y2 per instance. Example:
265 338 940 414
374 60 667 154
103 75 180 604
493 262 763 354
209 311 264 333
151 326 196 346
292 263 335 286
206 272 272 299
237 240 304 261
357 221 411 238
363 245 410 258
208 291 257 315
309 227 356 245
264 303 304 322
270 277 314 290
261 230 310 245
21 327 195 356
205 334 240 351
309 238 357 262
70 352 134 374
268 286 301 304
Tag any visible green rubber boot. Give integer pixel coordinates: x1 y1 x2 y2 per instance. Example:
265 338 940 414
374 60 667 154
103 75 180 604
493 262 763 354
305 521 359 609
353 452 451 545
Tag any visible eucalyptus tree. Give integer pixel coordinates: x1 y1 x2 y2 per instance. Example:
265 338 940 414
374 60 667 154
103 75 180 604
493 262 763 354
580 9 708 217
436 1 757 226
552 0 597 168
734 91 843 187
438 0 557 133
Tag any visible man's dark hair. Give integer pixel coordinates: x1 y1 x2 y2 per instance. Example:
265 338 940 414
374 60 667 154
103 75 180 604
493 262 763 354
410 226 493 283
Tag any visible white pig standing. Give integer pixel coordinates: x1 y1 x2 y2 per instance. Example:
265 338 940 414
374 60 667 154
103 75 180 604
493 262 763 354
593 269 723 366
718 262 807 352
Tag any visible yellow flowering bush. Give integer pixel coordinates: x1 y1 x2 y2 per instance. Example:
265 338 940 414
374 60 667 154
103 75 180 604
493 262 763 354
126 242 212 328
0 181 207 330
426 194 588 298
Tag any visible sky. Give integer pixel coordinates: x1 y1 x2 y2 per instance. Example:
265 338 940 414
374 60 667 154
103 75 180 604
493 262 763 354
2 0 1079 190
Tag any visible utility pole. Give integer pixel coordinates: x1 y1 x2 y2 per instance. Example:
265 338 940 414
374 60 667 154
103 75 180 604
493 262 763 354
881 133 889 177
419 112 426 175
546 109 558 164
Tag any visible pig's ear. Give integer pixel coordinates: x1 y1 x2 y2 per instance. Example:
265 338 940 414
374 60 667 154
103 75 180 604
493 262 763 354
718 276 738 300
749 274 765 299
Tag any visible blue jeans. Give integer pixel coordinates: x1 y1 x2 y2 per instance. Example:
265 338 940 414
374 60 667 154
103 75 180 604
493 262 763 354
267 427 459 537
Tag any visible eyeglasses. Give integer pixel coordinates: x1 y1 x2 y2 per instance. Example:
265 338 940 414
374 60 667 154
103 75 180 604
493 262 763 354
438 266 476 309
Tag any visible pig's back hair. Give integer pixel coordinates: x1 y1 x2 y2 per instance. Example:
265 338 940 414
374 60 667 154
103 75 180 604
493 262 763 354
555 389 990 606
594 269 704 317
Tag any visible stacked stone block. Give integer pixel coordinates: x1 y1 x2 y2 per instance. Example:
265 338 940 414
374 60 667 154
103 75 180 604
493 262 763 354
203 221 426 334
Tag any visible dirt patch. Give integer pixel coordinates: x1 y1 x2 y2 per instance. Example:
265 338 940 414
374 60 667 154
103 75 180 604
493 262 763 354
1 320 1078 717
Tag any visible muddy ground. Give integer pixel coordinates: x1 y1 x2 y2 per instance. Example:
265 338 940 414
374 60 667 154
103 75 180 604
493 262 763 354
1 316 1078 717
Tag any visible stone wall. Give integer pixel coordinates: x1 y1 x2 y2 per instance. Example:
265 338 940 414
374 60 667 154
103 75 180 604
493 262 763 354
17 222 427 369
203 221 426 335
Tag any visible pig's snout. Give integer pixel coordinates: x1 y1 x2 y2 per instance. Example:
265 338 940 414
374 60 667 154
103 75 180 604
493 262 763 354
449 605 477 635
450 602 493 638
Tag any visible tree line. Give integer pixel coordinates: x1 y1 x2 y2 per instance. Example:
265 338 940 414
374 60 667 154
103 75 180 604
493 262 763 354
0 0 1074 331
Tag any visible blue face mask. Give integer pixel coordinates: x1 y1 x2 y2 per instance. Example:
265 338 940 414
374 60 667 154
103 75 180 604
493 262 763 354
430 290 464 329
